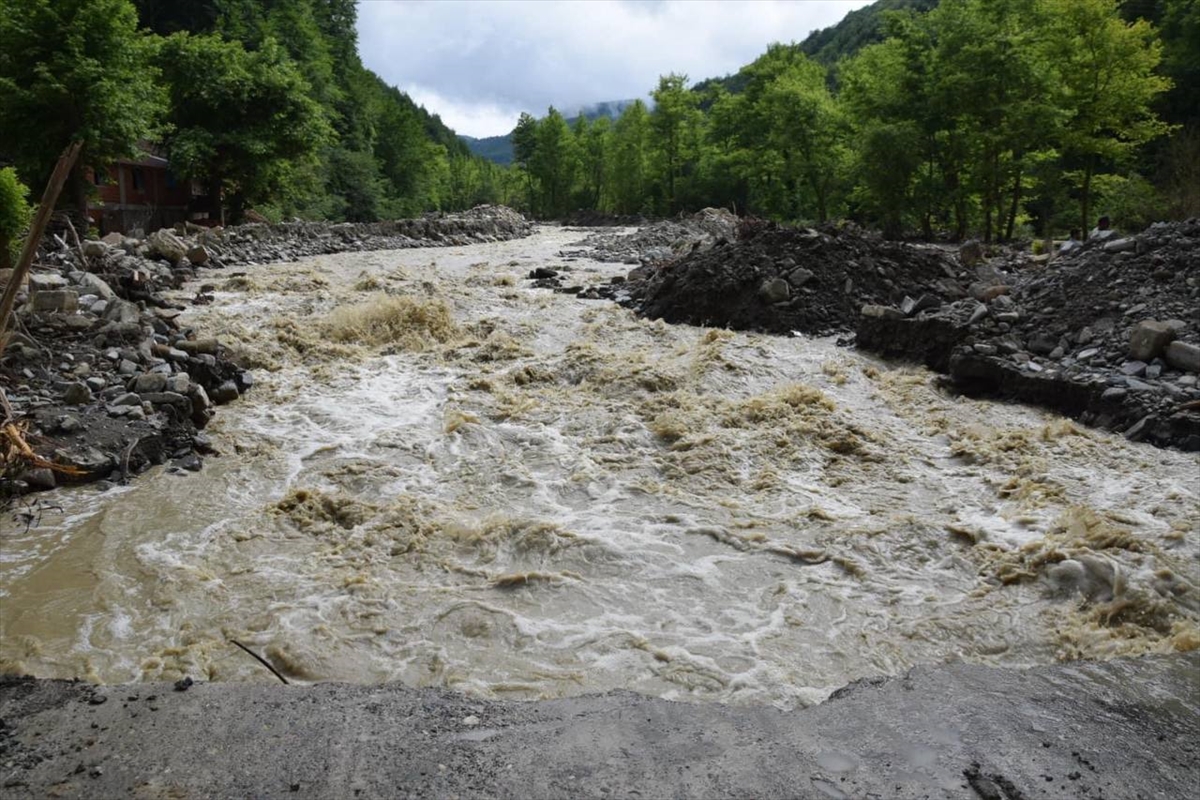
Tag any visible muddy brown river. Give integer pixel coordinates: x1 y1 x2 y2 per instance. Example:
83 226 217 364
2 226 1197 708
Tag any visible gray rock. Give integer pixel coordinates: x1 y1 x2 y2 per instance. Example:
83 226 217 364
147 229 188 264
759 277 790 303
1028 333 1058 355
118 359 139 376
1128 320 1174 361
1120 360 1148 376
860 304 904 320
133 373 169 393
112 392 142 406
1077 326 1094 345
972 344 997 355
211 380 240 404
140 391 191 411
63 382 92 405
958 239 984 267
787 268 814 287
23 468 56 490
30 289 79 313
91 300 109 316
176 339 219 356
1164 340 1200 373
186 245 210 266
1125 378 1154 391
83 240 110 259
85 376 107 392
1101 387 1128 400
77 272 116 301
29 273 68 291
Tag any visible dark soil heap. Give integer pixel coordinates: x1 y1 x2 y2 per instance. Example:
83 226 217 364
1 206 534 496
626 220 969 335
857 219 1200 449
568 208 739 265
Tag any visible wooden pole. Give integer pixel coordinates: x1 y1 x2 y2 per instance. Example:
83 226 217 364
0 141 84 356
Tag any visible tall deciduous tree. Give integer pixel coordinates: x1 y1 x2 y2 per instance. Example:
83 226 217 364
650 74 702 213
0 0 163 220
609 101 651 214
1044 0 1171 236
155 32 332 223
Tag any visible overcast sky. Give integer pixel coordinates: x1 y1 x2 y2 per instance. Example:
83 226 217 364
356 0 873 138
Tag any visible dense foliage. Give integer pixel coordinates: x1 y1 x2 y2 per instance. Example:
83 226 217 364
0 0 1193 238
0 0 509 223
509 0 1194 240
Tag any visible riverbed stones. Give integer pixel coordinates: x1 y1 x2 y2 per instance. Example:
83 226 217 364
132 373 168 393
760 277 790 303
1165 340 1200 373
1129 320 1175 361
63 382 91 405
30 289 79 313
147 230 188 265
210 380 240 404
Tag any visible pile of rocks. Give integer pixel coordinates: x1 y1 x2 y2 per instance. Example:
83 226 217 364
568 208 739 264
857 219 1200 449
624 221 971 335
0 206 534 495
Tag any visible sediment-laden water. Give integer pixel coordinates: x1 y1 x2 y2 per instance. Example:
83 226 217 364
2 226 1197 709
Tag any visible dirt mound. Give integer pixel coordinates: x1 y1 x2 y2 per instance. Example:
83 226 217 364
560 210 649 228
857 219 1200 449
570 208 739 264
627 222 968 335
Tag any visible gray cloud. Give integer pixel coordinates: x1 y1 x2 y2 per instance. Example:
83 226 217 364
356 0 872 137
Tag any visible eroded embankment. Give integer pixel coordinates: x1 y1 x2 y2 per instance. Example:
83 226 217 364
616 217 1200 450
1 653 1196 799
0 205 533 496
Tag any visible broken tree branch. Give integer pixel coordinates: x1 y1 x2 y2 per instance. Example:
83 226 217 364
0 140 83 357
230 639 290 685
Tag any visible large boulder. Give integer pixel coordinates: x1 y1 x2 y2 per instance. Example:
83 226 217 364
1128 320 1175 361
146 229 188 265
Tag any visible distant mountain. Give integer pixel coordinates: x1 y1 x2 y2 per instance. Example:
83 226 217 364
458 134 516 166
460 99 640 165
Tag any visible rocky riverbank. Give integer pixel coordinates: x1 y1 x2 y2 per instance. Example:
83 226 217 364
614 216 1200 449
0 206 532 496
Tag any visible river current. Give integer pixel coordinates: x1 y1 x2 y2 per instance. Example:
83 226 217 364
2 226 1197 708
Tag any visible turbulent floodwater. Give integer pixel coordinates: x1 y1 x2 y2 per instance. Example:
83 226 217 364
2 226 1198 708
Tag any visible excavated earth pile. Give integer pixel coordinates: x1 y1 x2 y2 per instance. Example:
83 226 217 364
625 220 970 335
612 213 1198 449
568 207 740 264
0 206 533 495
857 220 1200 450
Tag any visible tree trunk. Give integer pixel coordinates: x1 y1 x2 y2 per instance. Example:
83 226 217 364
1080 161 1094 240
208 176 224 226
1005 165 1023 242
0 142 82 353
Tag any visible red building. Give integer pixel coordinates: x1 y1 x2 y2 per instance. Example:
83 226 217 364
86 149 206 234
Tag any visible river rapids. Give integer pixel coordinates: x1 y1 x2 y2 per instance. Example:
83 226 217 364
2 226 1197 709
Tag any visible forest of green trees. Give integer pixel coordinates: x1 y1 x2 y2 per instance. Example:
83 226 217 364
511 0 1198 240
1 0 1197 242
0 0 515 228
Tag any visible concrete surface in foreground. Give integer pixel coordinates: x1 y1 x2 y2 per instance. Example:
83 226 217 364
1 654 1197 799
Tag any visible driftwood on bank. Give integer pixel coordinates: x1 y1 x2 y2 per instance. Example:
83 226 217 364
0 140 82 356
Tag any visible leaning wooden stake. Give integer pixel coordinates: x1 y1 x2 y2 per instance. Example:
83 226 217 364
0 141 83 357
